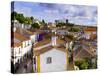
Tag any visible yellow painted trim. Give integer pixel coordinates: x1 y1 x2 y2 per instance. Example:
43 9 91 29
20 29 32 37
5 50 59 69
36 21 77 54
66 48 69 70
37 55 40 72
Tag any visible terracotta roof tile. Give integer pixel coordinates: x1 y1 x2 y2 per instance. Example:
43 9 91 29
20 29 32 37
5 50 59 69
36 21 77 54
33 45 66 56
23 29 34 35
34 39 51 48
11 42 22 48
14 32 29 41
84 27 97 32
34 46 53 56
56 38 66 44
74 46 95 59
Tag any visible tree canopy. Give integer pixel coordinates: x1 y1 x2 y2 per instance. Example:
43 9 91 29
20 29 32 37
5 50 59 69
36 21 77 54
11 11 33 24
68 27 80 32
31 23 40 29
75 57 97 70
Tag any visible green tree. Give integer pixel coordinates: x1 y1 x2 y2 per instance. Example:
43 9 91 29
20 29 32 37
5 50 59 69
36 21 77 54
68 27 80 32
66 19 68 24
40 19 47 26
30 16 34 24
67 23 74 27
56 22 65 27
24 17 32 25
11 11 17 21
75 59 89 70
55 20 58 24
42 19 45 24
30 16 34 20
80 61 89 69
16 13 25 24
31 23 40 29
66 34 74 40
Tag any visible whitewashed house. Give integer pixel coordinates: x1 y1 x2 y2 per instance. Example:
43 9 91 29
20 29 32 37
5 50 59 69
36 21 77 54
14 26 37 44
13 20 31 29
20 29 37 44
56 29 68 35
11 32 32 67
33 19 41 25
33 35 68 72
82 27 97 39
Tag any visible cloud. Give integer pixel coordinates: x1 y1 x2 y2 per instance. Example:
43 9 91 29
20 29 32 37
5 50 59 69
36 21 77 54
15 7 32 17
14 2 97 25
38 3 57 9
61 5 97 25
44 9 59 14
14 3 33 17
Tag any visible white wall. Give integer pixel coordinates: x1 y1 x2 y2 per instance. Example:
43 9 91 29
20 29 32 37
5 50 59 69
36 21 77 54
22 40 32 56
52 36 57 46
13 46 22 64
40 48 66 72
82 33 90 39
30 34 36 43
12 40 32 64
57 30 68 35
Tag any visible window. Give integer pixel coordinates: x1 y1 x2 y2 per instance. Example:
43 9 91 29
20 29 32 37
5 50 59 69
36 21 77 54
18 59 20 64
19 48 20 54
28 41 30 46
21 45 23 48
19 48 21 54
33 58 36 64
23 42 25 48
47 57 52 64
11 56 14 59
24 42 27 47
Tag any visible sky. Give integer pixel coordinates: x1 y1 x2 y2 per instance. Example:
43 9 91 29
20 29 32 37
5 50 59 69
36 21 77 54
12 1 97 26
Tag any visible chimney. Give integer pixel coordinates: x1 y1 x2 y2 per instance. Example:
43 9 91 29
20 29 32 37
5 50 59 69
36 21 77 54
52 36 57 46
52 29 57 46
13 27 16 32
19 24 24 34
21 24 24 29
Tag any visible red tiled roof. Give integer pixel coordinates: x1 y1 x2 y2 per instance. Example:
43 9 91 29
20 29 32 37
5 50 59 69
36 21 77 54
14 32 29 41
34 46 66 56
